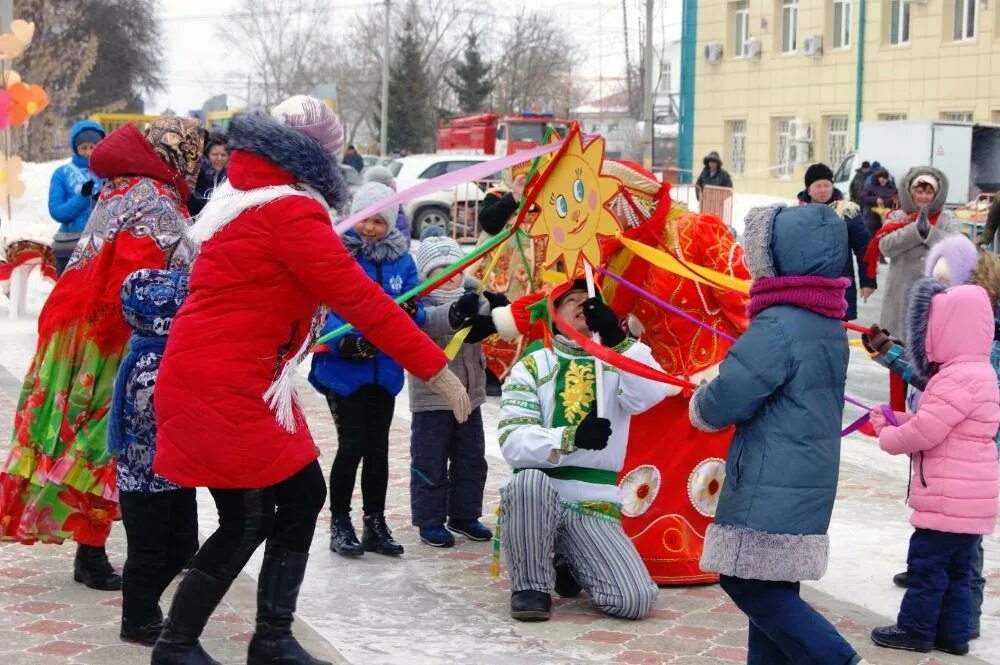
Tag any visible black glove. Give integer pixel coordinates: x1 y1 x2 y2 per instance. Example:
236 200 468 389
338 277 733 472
916 207 931 239
80 180 96 197
448 291 481 329
399 299 419 319
862 324 897 356
464 314 497 344
582 297 625 347
338 335 377 360
482 291 510 310
573 402 612 451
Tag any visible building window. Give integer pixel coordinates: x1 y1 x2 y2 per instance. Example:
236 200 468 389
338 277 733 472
662 61 672 92
889 0 910 45
826 116 849 168
728 120 747 176
993 110 1000 124
941 111 974 122
879 112 908 121
775 117 794 178
832 0 851 48
733 1 751 57
781 0 799 53
953 0 976 40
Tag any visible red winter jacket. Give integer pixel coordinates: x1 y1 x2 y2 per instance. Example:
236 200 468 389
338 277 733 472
153 150 447 488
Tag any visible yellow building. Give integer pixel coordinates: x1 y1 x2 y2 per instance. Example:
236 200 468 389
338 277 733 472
693 0 1000 196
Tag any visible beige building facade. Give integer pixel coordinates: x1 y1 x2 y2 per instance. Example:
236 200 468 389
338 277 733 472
694 0 1000 196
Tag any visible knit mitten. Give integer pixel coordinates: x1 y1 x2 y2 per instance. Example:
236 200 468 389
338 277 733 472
573 405 612 451
427 367 471 423
582 297 625 347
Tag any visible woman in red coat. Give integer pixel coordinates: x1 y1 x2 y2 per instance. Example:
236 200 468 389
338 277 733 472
151 97 470 665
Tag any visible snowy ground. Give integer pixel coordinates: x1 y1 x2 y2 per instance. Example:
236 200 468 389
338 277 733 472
1 185 998 663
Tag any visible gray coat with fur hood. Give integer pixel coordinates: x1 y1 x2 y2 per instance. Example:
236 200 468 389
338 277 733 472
878 166 957 342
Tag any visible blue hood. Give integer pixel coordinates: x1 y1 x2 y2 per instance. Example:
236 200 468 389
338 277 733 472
742 203 847 279
120 269 189 337
69 119 106 167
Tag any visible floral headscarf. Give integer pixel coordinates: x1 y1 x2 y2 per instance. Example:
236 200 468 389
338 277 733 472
144 117 205 193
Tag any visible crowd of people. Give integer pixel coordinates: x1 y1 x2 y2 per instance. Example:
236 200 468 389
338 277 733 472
0 99 994 665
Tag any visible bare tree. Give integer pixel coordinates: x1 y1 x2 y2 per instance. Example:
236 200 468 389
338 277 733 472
220 0 333 108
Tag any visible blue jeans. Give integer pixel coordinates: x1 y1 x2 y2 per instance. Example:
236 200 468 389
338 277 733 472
719 576 859 665
898 528 977 643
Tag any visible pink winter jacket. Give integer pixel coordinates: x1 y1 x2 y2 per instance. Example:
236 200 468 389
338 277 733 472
878 284 1000 535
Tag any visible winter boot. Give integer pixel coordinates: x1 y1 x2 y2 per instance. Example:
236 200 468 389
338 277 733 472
871 624 932 652
74 544 122 591
934 638 970 656
151 569 230 665
247 547 332 665
362 513 404 556
418 526 455 548
510 590 551 622
120 612 164 647
553 554 582 598
329 514 364 557
447 519 493 542
892 570 910 588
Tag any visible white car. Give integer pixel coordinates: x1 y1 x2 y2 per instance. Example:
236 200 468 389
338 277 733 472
389 154 493 239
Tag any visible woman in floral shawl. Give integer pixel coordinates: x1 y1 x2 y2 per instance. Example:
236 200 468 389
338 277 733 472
0 117 203 590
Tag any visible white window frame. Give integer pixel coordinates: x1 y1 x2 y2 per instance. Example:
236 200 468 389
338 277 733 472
734 1 751 57
781 0 799 53
889 0 910 45
728 119 747 176
662 61 672 93
833 0 851 49
953 0 976 40
826 116 849 168
775 117 794 178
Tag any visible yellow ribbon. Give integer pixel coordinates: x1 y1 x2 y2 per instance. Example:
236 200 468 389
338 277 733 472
616 234 751 295
443 236 510 359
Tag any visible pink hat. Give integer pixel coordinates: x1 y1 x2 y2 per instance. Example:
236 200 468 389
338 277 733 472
271 95 344 157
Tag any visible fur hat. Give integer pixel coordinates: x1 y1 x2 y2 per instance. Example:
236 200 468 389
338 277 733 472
271 95 344 158
350 182 399 227
415 226 464 279
804 163 834 189
924 234 978 286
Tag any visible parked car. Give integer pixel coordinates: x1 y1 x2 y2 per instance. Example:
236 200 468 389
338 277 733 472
362 155 396 170
389 154 493 238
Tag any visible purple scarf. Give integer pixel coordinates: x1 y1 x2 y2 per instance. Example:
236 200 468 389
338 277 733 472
747 275 851 319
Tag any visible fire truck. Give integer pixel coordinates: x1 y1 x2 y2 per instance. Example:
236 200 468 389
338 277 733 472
436 112 571 156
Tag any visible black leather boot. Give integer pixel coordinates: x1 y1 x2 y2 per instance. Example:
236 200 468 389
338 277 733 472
510 590 551 621
120 609 163 646
362 513 404 556
329 514 364 557
151 569 229 665
74 544 122 591
247 547 332 665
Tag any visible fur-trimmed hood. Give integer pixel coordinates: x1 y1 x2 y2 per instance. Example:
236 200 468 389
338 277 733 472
924 234 978 286
227 111 348 209
907 280 994 381
341 227 409 263
742 203 846 280
899 166 949 214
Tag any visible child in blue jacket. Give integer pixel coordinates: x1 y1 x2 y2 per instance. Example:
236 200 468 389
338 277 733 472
108 269 198 646
48 120 105 275
309 182 424 559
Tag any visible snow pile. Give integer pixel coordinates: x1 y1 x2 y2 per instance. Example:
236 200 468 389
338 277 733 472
0 160 61 248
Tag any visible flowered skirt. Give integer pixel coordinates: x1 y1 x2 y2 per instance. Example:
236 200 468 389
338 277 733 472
0 324 121 546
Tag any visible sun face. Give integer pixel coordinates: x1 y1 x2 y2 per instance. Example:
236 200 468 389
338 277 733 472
528 129 622 275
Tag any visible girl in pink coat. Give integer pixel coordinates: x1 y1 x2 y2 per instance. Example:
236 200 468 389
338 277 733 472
869 280 1000 656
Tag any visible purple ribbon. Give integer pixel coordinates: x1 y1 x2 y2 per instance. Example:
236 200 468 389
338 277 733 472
841 413 871 437
332 141 567 236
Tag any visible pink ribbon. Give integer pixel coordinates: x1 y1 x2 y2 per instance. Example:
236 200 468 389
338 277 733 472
332 141 567 236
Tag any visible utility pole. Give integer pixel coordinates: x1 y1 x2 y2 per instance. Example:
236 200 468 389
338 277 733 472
643 0 654 169
622 0 632 114
246 74 251 110
379 0 391 157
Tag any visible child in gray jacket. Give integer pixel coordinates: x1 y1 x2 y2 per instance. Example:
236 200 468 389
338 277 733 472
408 229 510 547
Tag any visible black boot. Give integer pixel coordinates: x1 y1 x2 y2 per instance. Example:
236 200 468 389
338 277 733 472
247 547 331 665
362 513 404 556
120 608 163 646
510 590 551 621
329 514 364 557
74 544 122 591
553 554 582 598
892 570 910 588
151 569 229 665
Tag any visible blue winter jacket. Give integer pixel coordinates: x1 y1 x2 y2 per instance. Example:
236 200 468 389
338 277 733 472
48 120 106 234
308 228 425 397
691 203 849 582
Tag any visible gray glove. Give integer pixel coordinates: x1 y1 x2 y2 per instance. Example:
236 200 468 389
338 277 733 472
916 207 931 239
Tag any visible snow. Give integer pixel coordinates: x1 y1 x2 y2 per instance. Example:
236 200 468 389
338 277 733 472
0 160 61 249
1 167 998 663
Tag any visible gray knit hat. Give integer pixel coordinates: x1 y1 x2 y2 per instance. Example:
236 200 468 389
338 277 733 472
363 165 396 190
415 227 464 279
350 182 399 226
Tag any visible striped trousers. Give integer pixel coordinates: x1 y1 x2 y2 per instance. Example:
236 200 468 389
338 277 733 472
500 469 658 620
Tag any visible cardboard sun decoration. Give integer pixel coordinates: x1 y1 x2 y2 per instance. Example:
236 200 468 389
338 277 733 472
526 123 622 277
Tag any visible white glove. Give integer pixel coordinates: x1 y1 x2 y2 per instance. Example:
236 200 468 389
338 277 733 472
427 367 472 423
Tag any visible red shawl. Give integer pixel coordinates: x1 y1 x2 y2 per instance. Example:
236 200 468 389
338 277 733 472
862 210 942 279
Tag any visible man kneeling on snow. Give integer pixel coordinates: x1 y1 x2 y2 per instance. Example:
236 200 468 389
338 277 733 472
497 279 674 621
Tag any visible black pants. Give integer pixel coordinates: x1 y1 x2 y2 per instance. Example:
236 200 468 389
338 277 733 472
327 386 395 516
191 460 327 582
410 408 487 528
119 489 199 628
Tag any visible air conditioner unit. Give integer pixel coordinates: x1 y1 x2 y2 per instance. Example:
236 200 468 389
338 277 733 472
744 38 762 61
792 119 813 142
703 42 723 64
803 35 823 57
